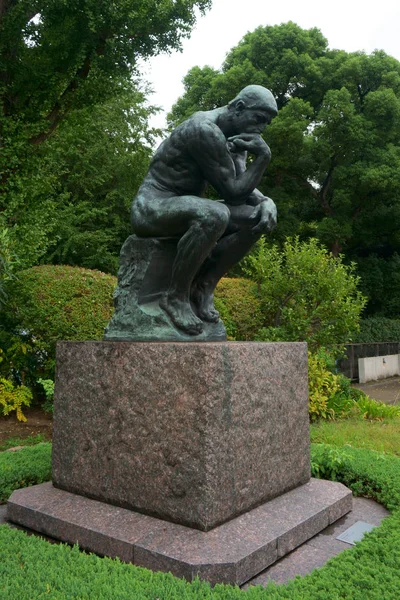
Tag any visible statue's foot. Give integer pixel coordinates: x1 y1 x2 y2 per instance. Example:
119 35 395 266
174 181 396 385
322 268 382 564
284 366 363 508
160 294 203 336
191 285 220 323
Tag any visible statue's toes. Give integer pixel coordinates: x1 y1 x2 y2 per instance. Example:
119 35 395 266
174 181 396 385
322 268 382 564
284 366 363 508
199 308 220 323
185 316 204 335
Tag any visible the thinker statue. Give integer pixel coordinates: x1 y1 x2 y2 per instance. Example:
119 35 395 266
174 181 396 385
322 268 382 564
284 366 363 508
104 85 278 341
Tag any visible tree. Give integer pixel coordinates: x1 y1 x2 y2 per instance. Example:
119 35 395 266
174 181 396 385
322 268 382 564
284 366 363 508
9 85 158 272
169 22 400 315
0 0 211 267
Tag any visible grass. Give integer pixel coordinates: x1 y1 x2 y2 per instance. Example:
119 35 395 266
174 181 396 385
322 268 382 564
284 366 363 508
0 433 46 452
310 417 400 456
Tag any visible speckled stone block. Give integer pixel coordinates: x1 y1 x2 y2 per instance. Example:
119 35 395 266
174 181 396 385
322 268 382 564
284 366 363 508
7 479 352 586
52 341 310 531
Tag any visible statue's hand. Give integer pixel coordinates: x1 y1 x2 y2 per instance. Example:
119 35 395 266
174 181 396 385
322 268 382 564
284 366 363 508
227 134 271 159
250 197 277 234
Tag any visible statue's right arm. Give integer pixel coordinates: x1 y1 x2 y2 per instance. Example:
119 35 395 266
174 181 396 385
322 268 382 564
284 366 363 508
190 123 271 206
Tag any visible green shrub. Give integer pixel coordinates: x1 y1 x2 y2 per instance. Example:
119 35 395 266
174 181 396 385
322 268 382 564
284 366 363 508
354 395 400 420
0 443 52 503
308 351 340 421
245 238 366 350
354 317 400 342
37 378 55 414
214 277 263 340
1 265 116 389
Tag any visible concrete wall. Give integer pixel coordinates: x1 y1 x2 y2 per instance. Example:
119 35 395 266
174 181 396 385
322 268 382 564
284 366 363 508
358 354 400 383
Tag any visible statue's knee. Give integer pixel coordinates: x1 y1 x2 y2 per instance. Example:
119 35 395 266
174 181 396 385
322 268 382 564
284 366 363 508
212 205 230 233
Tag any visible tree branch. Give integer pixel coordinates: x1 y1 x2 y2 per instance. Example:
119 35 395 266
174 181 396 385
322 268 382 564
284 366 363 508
30 41 106 145
319 158 336 215
275 168 320 200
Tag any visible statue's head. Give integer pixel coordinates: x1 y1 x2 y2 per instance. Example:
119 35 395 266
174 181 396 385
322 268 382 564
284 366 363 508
227 85 278 135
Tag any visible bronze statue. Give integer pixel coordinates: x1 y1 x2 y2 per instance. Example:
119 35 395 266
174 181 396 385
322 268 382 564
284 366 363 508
105 85 278 341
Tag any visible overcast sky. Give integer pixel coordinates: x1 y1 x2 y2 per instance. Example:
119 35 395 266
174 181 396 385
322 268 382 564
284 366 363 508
140 0 400 130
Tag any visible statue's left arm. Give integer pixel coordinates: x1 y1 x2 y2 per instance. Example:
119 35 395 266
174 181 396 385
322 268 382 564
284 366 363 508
229 149 277 234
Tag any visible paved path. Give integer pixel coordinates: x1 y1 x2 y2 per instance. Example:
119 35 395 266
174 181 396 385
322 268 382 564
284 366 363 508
353 376 400 405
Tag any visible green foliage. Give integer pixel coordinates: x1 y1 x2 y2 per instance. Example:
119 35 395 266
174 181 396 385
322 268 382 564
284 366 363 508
355 395 400 420
37 378 54 414
7 88 158 273
354 317 400 342
0 443 52 503
311 444 349 481
1 444 400 598
1 1 210 271
1 265 116 388
0 378 32 422
0 227 20 309
170 22 400 317
356 254 400 318
311 444 400 511
214 277 263 340
308 352 340 421
308 348 400 422
245 237 366 349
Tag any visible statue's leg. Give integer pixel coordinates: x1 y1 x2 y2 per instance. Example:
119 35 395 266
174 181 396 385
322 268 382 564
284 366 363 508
192 205 261 322
133 194 230 335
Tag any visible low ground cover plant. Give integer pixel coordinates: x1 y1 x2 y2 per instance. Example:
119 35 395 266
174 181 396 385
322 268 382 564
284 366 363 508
0 442 399 598
0 443 52 503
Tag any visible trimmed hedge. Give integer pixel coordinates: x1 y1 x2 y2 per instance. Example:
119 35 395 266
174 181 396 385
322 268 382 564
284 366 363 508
1 265 116 384
0 443 52 503
3 265 116 344
0 444 399 598
214 277 263 340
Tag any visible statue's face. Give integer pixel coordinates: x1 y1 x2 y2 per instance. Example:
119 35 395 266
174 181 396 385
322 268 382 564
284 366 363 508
232 103 277 135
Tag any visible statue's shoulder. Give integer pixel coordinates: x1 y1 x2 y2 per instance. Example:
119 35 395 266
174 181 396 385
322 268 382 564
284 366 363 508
181 111 224 144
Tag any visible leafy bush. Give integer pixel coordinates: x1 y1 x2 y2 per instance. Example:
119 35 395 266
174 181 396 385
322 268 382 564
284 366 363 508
308 349 400 422
37 378 55 414
1 265 116 388
214 277 263 340
245 237 366 350
354 395 400 420
0 443 52 503
354 317 400 342
308 351 341 421
0 377 32 422
1 444 400 598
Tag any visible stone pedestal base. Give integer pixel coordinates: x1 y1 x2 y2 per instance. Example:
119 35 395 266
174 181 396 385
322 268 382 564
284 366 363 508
52 341 310 531
7 479 352 586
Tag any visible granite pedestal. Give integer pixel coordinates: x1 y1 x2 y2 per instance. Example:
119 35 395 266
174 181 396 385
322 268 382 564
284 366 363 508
7 341 353 584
